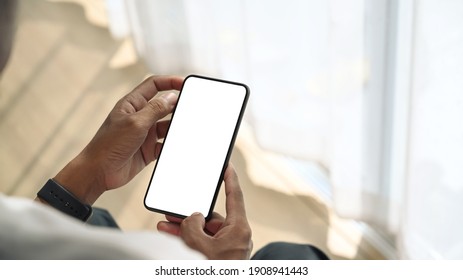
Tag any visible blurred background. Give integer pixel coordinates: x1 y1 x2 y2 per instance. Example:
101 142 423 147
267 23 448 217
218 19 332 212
1 0 462 260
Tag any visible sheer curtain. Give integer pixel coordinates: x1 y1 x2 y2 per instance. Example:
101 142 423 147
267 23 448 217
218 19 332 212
105 0 463 259
399 0 463 259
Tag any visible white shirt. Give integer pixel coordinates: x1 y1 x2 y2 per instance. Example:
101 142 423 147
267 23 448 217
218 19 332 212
0 194 205 260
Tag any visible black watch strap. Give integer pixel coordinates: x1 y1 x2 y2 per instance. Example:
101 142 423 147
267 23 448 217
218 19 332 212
37 179 92 221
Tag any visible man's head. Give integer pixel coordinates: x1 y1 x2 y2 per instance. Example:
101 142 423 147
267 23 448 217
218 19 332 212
0 0 17 74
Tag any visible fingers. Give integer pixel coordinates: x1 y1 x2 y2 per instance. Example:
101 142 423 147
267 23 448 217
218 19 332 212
142 120 170 160
130 76 182 125
150 75 184 94
157 221 181 236
137 92 178 127
157 215 184 237
180 213 210 251
154 142 163 160
152 75 184 93
223 163 247 221
135 75 184 101
204 212 225 235
165 215 184 224
156 120 171 139
161 213 225 236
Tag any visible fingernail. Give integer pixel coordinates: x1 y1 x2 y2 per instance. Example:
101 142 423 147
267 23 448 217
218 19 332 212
162 92 177 103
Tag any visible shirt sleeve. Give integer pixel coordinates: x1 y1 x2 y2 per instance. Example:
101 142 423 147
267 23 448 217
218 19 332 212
0 194 205 260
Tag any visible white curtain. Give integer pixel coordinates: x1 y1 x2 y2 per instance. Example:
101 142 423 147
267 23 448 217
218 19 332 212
399 0 463 259
105 0 463 259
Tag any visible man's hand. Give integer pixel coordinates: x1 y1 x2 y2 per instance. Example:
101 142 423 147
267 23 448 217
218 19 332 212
157 164 253 260
49 75 183 205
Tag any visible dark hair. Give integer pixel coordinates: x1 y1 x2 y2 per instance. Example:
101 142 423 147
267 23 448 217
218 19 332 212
0 0 18 74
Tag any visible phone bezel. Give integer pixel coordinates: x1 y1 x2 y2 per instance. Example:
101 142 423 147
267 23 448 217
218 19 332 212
143 74 250 220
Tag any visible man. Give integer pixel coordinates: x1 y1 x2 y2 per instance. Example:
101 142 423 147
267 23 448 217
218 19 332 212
1 73 253 259
1 73 328 260
0 0 327 260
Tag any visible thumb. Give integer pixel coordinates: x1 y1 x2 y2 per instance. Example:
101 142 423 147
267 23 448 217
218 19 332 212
138 92 177 124
180 213 210 252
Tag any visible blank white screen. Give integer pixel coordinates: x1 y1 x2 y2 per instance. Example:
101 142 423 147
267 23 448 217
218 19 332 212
145 76 247 218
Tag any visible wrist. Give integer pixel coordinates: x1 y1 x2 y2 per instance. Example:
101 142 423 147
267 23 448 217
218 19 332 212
53 153 105 205
37 179 93 221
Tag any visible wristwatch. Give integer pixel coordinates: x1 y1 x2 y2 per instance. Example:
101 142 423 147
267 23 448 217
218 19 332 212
37 179 93 221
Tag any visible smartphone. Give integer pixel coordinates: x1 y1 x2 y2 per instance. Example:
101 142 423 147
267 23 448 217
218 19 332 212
144 75 250 220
